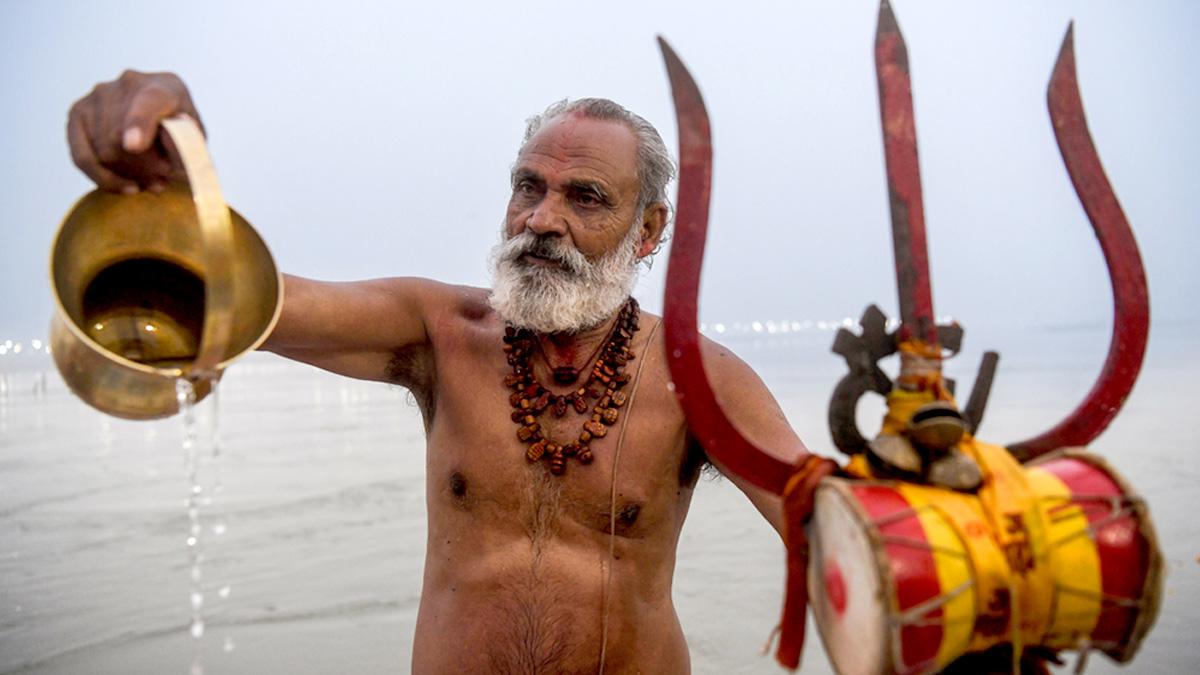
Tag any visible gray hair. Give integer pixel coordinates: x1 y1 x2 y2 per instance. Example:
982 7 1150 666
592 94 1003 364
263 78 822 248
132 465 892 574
520 98 676 217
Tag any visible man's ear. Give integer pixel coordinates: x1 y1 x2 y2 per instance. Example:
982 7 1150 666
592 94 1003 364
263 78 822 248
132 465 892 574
636 202 669 258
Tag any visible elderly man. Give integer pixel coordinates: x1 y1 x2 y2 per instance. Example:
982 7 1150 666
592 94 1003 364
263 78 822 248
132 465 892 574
68 70 815 673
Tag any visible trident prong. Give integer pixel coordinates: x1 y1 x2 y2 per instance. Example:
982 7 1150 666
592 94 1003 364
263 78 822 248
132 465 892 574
1008 24 1150 460
658 36 797 496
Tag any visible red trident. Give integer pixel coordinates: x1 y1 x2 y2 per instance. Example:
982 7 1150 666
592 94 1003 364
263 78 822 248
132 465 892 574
657 0 1149 669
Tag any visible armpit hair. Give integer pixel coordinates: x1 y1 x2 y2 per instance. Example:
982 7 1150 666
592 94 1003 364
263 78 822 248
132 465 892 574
679 439 714 487
385 343 436 428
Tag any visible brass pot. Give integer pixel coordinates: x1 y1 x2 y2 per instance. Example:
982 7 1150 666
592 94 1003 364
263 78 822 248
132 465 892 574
49 116 282 419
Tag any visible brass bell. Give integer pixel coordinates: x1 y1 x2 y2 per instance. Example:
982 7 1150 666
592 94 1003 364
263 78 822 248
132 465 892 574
49 116 282 419
907 401 967 453
867 433 923 478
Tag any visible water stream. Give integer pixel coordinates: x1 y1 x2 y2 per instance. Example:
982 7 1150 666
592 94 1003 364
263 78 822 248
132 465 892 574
175 379 232 674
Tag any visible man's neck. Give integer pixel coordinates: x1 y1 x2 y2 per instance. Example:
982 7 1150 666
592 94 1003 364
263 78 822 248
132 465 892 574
536 300 631 375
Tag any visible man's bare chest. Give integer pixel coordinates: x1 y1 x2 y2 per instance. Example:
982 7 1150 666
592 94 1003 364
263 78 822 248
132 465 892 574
422 329 697 542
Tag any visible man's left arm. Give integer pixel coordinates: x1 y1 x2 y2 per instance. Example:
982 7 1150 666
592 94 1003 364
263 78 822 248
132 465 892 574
699 338 829 535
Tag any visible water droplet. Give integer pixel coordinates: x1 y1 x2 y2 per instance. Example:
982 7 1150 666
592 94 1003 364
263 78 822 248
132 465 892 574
666 382 676 392
222 636 236 653
217 585 231 599
190 619 205 638
191 591 204 609
186 536 198 547
212 521 227 536
672 348 682 359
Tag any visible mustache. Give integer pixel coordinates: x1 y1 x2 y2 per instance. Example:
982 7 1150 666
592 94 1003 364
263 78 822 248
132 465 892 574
500 232 587 275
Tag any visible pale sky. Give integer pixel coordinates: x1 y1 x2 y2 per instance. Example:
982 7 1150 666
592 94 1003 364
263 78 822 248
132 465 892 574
2 0 1197 342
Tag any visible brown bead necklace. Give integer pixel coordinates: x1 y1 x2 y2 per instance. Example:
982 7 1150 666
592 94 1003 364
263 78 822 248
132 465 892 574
502 298 640 475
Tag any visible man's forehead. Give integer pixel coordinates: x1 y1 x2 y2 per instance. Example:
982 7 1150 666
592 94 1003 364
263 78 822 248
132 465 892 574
516 114 639 184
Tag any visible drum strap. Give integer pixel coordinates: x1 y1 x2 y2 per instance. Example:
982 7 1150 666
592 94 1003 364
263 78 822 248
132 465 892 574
776 454 840 669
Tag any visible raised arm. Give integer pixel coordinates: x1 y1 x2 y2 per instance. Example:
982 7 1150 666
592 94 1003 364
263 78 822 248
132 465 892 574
262 275 441 382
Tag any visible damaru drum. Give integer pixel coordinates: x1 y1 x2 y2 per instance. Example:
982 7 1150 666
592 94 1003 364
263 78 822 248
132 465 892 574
807 448 1162 675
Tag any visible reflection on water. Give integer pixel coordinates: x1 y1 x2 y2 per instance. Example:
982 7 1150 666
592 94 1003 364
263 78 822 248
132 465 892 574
0 321 1196 674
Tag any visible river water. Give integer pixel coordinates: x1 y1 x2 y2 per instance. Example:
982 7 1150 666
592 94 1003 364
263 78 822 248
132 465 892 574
0 320 1195 674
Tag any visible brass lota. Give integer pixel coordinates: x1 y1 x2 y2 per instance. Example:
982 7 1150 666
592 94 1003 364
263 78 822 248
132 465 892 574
49 116 282 419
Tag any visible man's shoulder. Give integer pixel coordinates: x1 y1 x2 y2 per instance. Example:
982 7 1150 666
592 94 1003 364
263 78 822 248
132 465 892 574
634 308 762 384
398 280 504 344
700 331 763 389
370 277 497 323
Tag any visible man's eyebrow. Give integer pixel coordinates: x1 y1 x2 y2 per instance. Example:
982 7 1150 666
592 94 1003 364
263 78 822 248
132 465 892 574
511 168 544 187
566 179 613 204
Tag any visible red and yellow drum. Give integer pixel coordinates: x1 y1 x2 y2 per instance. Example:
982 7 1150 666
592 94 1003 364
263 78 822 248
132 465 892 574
808 445 1162 674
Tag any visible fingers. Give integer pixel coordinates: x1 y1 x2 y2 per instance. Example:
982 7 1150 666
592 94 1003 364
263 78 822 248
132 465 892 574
67 101 139 194
65 70 200 192
121 82 180 153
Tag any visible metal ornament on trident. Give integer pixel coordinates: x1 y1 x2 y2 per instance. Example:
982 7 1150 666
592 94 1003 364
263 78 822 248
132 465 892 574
659 2 1161 673
49 116 282 420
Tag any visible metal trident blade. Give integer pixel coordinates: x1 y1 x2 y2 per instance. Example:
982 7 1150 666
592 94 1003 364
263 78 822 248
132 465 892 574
876 0 938 346
658 36 793 495
1009 25 1150 460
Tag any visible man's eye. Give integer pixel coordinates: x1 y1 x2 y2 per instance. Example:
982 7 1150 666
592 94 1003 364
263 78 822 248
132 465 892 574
576 191 601 206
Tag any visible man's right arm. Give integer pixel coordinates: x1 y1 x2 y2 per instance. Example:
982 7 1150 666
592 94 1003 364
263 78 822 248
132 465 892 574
67 70 439 384
263 275 439 383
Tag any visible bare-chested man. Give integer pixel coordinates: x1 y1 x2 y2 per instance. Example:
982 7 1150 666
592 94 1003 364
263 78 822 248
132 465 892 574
68 70 818 674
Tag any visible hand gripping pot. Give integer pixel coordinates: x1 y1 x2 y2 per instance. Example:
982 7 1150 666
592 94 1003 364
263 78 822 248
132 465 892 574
49 116 282 419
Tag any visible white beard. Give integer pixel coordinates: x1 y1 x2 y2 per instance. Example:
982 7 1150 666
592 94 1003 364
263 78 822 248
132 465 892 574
488 224 642 334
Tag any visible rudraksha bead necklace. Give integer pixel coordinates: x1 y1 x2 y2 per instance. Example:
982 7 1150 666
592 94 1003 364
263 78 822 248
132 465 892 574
503 298 640 476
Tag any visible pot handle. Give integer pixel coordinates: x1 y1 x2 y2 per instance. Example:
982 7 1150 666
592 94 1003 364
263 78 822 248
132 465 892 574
160 115 234 379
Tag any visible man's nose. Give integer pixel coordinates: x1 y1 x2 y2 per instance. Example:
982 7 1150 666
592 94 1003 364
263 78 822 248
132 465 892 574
525 192 570 236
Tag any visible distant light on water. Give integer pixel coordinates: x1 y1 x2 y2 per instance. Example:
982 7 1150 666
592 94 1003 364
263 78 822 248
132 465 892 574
0 336 53 355
692 317 863 337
